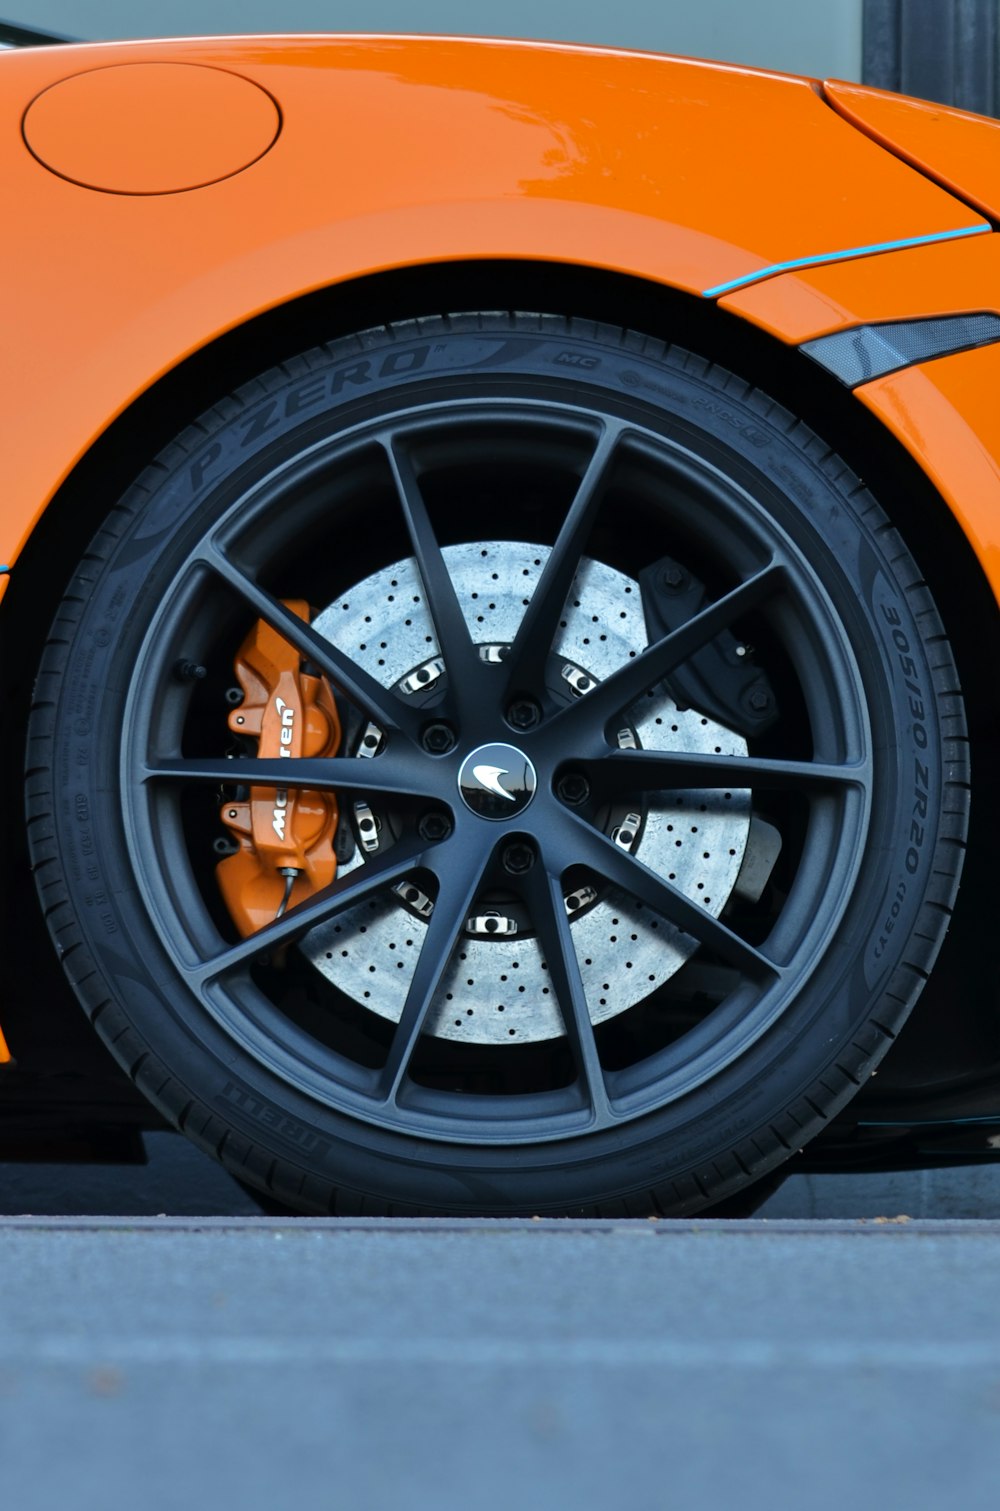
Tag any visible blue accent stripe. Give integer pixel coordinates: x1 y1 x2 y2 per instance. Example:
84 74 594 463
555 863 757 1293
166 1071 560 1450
702 222 991 299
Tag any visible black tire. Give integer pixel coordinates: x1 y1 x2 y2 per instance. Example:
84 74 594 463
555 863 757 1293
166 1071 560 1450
25 314 969 1216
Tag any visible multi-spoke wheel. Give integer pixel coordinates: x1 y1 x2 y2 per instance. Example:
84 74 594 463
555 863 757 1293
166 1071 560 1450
26 315 968 1214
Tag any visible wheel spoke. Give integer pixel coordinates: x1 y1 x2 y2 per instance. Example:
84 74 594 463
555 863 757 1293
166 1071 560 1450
559 814 779 980
523 864 614 1126
184 832 430 988
504 424 625 698
382 434 479 690
377 836 491 1104
197 540 421 739
579 749 871 798
553 562 786 739
144 753 449 801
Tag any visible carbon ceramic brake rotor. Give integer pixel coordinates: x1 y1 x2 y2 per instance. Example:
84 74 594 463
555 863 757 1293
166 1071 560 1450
303 543 751 1044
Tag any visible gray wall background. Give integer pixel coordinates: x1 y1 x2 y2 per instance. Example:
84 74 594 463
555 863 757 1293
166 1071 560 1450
13 1 864 80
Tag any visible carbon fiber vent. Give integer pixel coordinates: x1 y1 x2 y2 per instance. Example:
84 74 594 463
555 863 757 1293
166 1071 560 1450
802 314 1000 386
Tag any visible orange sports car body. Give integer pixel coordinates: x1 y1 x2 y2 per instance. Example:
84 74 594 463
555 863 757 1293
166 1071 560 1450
0 31 997 1213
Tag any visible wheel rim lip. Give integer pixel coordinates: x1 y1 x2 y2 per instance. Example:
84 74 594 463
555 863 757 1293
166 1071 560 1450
119 392 873 1147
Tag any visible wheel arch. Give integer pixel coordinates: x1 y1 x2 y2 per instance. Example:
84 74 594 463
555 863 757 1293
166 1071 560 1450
9 254 996 714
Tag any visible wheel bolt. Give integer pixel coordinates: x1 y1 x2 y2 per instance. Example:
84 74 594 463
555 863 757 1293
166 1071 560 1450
422 722 456 754
659 563 687 592
506 699 541 731
418 809 453 842
557 772 590 806
502 842 535 874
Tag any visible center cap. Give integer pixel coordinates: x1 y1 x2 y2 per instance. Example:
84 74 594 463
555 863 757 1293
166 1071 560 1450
458 743 537 819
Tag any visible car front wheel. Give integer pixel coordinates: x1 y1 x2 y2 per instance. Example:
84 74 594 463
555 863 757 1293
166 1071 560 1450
26 314 968 1215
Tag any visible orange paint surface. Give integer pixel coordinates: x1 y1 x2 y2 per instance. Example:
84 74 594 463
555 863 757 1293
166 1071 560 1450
858 344 1000 592
0 1022 10 1063
0 34 984 584
825 78 1000 222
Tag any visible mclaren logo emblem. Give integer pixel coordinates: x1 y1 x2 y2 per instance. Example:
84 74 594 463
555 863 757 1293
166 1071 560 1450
471 763 515 802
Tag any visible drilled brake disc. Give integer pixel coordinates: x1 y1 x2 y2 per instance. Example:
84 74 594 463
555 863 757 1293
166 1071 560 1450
301 543 751 1043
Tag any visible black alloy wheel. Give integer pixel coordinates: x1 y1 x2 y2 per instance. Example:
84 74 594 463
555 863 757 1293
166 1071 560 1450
26 314 968 1215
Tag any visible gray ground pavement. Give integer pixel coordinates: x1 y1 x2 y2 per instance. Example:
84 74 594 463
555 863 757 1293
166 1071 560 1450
3 1142 1000 1510
3 1213 1000 1511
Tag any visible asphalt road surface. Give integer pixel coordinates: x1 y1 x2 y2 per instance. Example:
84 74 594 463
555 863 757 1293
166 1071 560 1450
3 1140 1000 1508
2 1214 1000 1511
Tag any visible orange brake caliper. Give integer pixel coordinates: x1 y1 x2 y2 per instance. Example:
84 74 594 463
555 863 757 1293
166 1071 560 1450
216 602 341 936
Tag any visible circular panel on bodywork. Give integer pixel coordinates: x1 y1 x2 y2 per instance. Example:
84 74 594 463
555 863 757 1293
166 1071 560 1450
23 63 280 194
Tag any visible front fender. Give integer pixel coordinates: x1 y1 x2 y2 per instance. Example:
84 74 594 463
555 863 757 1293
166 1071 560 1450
0 33 985 579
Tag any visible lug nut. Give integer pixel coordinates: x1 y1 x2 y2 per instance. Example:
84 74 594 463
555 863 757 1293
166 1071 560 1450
506 699 541 731
502 842 535 875
418 809 453 842
557 772 590 806
422 722 456 754
659 563 687 591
